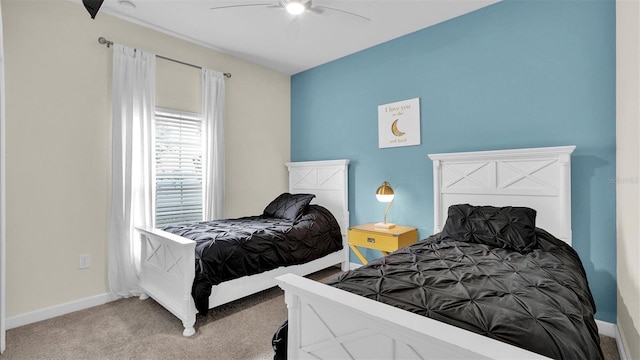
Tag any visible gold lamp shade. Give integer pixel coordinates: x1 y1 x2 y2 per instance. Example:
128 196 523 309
375 181 395 228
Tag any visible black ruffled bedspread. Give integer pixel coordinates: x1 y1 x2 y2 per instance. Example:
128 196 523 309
326 229 603 359
163 205 342 315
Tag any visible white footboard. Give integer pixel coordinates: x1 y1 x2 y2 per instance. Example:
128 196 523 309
136 227 348 337
276 273 549 360
137 226 197 336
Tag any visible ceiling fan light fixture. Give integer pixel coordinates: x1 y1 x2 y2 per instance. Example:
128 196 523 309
285 1 306 15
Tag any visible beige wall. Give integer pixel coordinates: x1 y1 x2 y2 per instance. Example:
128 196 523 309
2 0 290 318
616 1 640 359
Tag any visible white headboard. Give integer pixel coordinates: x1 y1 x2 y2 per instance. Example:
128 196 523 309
428 146 575 245
285 160 350 236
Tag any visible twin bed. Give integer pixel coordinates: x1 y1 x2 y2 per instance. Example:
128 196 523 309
136 159 350 336
136 146 603 360
275 145 603 359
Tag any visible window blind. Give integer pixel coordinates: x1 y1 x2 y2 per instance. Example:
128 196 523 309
155 108 203 227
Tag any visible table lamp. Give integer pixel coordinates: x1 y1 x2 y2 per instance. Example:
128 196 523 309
375 181 395 228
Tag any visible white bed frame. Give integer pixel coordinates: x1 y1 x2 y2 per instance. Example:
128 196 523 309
136 159 350 336
276 146 575 359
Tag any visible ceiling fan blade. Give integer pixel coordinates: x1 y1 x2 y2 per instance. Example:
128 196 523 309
315 5 371 22
210 3 273 11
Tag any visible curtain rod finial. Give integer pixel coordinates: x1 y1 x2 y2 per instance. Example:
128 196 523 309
98 37 113 48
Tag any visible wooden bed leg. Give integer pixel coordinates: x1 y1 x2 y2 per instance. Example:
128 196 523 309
182 321 196 337
340 260 349 272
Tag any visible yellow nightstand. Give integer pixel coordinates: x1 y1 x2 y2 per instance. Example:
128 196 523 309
348 223 418 265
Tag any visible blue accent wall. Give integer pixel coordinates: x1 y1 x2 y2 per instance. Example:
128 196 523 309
291 0 616 323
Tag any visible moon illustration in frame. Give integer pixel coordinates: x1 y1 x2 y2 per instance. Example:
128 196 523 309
378 98 420 148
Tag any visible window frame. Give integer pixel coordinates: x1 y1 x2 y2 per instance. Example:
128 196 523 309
154 107 204 228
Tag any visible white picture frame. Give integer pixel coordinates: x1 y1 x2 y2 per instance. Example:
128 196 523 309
378 97 421 148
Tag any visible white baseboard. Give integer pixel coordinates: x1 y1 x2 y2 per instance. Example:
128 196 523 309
614 326 629 360
349 262 363 270
595 320 628 360
6 292 117 330
596 319 617 338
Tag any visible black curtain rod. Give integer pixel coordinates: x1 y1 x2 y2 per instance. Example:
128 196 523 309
98 37 231 78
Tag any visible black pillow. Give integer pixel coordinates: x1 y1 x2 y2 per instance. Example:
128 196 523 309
440 204 537 252
263 193 316 221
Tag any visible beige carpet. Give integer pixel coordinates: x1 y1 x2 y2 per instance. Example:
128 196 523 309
4 287 285 359
2 267 620 360
1 268 327 360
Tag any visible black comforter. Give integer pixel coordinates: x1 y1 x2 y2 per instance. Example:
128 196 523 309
273 204 603 359
163 204 343 314
324 228 603 359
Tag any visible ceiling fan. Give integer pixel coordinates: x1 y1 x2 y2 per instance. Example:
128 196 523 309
210 0 371 22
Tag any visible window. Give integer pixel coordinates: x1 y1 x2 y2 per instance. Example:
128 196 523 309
154 108 203 227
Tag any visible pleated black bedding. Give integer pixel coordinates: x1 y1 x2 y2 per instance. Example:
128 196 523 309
327 229 602 359
273 205 604 360
163 204 343 315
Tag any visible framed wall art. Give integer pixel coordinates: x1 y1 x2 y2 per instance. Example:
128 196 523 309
378 97 420 148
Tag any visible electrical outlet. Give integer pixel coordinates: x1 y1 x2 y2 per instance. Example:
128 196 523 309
79 254 91 269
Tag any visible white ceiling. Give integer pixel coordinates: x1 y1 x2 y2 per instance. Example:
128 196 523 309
98 0 500 75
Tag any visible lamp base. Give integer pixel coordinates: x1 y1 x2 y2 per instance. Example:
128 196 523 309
374 222 396 229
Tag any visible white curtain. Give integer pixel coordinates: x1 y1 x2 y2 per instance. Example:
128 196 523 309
108 44 156 297
202 69 226 220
